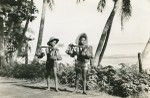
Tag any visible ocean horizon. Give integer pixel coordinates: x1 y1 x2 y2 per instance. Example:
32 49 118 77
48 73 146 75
26 43 146 65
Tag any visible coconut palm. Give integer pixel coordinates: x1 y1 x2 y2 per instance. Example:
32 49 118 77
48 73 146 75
34 0 54 59
94 0 132 66
140 38 150 73
0 16 5 67
140 1 150 73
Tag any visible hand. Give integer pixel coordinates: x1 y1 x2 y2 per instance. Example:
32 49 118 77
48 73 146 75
81 50 85 55
91 65 95 69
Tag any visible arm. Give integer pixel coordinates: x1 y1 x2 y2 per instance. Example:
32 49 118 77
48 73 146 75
56 49 62 61
90 58 94 68
45 48 49 54
81 45 93 59
49 48 62 61
89 46 94 67
87 46 93 58
36 48 45 59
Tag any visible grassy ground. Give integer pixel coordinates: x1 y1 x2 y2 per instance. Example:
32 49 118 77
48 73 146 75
0 77 120 98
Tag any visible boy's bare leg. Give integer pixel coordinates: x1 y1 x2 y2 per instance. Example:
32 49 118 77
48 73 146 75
73 70 79 93
46 76 51 90
82 68 87 94
54 67 59 92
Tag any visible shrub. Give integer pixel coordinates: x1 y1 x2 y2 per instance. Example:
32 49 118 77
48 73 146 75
0 61 46 80
1 62 150 97
96 64 150 97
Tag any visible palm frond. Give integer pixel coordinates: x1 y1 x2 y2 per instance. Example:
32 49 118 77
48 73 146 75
97 0 106 12
121 0 132 29
76 0 85 4
47 0 54 10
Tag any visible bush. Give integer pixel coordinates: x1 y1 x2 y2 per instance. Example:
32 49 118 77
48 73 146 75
1 62 150 97
96 64 150 97
58 64 150 97
0 61 46 80
57 64 76 87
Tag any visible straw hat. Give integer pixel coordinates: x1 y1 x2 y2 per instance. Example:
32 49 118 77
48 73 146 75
76 33 88 45
47 37 59 45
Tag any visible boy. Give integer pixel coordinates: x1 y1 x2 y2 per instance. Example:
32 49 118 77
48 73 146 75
45 37 62 91
66 33 93 94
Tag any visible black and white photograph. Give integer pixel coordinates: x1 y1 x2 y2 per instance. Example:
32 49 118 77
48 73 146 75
0 0 150 98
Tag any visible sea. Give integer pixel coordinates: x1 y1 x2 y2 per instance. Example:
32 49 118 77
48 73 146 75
58 43 146 66
26 43 146 66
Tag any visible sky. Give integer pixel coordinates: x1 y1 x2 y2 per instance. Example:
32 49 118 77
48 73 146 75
26 0 150 62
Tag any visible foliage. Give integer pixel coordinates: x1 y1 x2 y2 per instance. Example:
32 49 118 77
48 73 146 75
97 0 106 12
0 0 38 65
57 63 76 87
58 64 150 97
96 65 150 97
1 62 150 97
0 61 46 80
97 0 132 29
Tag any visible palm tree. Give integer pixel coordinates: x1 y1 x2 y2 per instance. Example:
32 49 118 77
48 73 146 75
0 16 5 67
21 0 36 41
139 0 150 73
140 38 150 73
94 0 132 66
34 0 54 59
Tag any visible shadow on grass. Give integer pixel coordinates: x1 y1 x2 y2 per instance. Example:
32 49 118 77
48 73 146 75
0 82 18 83
14 84 73 93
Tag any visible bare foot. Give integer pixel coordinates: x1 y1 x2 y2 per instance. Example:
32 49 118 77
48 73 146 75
72 89 77 93
55 88 60 92
45 88 51 91
83 92 87 95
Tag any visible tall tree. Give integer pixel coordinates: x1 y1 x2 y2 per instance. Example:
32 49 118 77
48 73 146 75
140 0 150 74
34 0 54 59
0 15 5 67
140 38 150 73
94 0 132 66
0 0 37 66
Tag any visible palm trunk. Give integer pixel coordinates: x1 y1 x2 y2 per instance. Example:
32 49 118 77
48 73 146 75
94 3 117 67
141 38 150 73
9 51 14 66
7 22 15 66
19 0 33 50
22 0 33 38
25 43 28 64
23 17 30 38
4 22 14 64
34 0 47 59
18 17 30 52
0 17 5 68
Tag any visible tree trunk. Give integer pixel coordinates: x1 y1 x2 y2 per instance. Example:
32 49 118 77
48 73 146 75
0 17 5 68
9 51 14 66
4 22 13 64
25 43 28 65
34 0 47 59
23 17 30 39
138 52 143 73
7 22 15 66
17 17 30 53
141 38 150 73
22 0 33 39
94 3 117 67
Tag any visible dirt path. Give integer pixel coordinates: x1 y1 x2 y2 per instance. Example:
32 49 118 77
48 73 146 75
0 77 120 98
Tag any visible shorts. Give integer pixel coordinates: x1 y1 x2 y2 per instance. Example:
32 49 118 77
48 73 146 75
75 60 89 73
45 61 57 78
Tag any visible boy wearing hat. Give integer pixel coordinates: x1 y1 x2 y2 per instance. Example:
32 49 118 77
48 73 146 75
66 33 93 94
45 37 62 91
